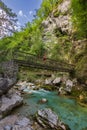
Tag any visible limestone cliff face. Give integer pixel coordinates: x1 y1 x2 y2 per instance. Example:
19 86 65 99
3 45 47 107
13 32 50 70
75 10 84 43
42 0 72 36
42 0 72 61
42 0 87 83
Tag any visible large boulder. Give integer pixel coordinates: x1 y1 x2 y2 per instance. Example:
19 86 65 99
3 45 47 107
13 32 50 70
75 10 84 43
0 78 16 96
0 93 23 119
0 60 18 96
0 115 33 130
36 108 70 130
58 79 73 95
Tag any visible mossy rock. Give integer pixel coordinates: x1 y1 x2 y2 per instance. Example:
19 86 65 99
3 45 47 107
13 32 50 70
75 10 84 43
42 85 55 91
75 55 87 83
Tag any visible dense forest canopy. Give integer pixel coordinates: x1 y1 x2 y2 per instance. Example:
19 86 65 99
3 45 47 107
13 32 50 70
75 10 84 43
0 0 87 64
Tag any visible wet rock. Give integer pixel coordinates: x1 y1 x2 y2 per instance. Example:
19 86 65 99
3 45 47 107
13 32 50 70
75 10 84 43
38 98 48 104
36 108 70 130
0 94 23 118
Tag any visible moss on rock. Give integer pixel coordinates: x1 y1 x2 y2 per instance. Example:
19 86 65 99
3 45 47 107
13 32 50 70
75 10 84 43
75 55 87 83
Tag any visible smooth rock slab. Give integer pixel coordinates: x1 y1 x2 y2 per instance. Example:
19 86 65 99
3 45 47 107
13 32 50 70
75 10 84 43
36 108 70 130
0 115 33 130
0 94 23 118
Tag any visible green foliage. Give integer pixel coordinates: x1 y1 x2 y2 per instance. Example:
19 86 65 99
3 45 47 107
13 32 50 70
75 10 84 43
53 10 60 17
42 85 55 91
75 55 87 82
37 0 59 19
0 20 46 61
0 0 64 62
71 0 87 38
50 36 72 61
73 42 87 82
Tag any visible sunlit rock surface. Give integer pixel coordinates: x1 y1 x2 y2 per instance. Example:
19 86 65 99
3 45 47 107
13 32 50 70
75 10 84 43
0 93 23 119
36 108 70 130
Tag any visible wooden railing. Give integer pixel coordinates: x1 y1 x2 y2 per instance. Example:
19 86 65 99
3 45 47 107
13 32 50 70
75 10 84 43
13 51 74 72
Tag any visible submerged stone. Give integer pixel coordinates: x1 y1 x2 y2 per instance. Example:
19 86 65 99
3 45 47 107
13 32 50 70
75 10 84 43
38 98 48 104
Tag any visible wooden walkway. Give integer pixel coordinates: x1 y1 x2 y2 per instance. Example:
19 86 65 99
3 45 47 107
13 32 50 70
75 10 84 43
13 51 74 72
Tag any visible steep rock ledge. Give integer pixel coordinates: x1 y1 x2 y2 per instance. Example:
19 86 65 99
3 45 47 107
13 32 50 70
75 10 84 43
41 0 87 84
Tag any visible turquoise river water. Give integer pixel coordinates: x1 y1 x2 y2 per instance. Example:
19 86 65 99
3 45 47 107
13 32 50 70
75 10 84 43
14 89 87 130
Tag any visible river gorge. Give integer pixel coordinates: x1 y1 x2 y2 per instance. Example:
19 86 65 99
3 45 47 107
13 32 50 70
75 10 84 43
12 88 87 130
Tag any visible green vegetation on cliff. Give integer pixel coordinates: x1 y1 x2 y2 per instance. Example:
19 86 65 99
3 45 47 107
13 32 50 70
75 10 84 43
0 0 87 82
71 0 87 38
71 0 87 81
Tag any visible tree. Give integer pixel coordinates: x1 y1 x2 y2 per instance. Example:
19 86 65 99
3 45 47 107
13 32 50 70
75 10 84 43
71 0 87 38
0 0 17 38
37 0 58 19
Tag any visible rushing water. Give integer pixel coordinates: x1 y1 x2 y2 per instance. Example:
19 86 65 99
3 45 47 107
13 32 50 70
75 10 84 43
14 89 87 130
